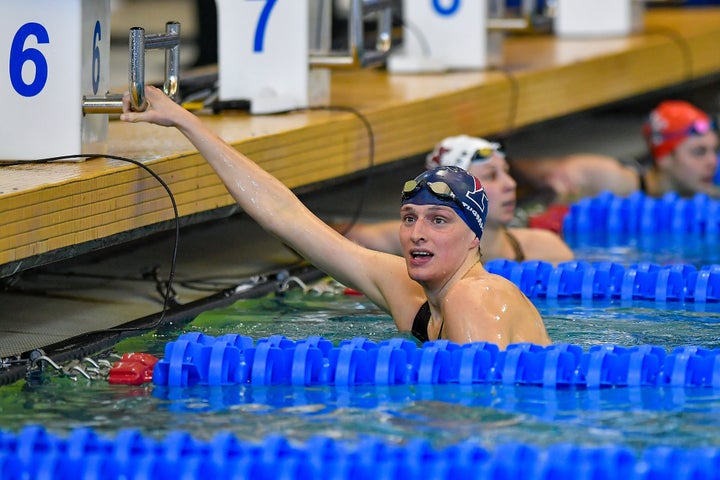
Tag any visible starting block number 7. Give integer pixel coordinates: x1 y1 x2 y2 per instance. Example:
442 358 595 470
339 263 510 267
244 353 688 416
250 0 277 52
217 0 324 114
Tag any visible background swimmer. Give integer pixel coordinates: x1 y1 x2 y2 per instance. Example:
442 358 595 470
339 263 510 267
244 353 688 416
337 135 574 264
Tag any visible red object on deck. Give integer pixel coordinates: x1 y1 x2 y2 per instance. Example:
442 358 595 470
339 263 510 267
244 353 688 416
528 204 570 235
343 287 363 296
108 353 159 385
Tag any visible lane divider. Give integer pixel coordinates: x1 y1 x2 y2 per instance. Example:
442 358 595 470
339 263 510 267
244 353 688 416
563 191 720 234
149 334 720 389
1 425 718 480
484 259 720 303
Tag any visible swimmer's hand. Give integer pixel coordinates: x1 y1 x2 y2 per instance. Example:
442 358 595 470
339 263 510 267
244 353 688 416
120 85 183 127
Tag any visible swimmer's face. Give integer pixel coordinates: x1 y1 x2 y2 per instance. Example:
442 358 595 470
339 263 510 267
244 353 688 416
660 130 719 196
399 203 479 285
467 152 516 227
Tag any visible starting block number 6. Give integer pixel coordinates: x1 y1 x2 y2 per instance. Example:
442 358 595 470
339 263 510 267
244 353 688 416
10 21 102 97
9 23 51 97
1 0 110 160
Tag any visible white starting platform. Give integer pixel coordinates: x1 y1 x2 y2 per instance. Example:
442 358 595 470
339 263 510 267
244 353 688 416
0 0 181 161
215 0 394 114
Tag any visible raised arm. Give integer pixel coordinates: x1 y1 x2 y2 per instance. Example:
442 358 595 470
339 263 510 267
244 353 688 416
121 87 424 326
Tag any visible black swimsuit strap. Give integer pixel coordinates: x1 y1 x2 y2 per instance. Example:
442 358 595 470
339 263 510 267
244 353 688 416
411 301 431 342
638 171 648 193
504 228 526 262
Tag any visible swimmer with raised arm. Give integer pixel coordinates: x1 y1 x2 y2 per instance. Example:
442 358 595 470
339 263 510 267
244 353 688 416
121 86 550 348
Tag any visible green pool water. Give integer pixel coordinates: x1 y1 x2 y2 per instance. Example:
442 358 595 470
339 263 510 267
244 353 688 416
2 279 719 452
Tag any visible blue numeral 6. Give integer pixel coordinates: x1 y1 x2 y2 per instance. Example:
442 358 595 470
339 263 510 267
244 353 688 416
92 21 102 95
9 22 49 97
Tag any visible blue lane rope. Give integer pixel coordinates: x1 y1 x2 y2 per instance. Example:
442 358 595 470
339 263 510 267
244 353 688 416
484 259 720 303
562 191 720 235
150 333 720 389
2 425 719 480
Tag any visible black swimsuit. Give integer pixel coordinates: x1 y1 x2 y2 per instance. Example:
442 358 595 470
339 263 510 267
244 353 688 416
623 154 651 194
411 301 433 342
638 172 648 193
504 228 526 262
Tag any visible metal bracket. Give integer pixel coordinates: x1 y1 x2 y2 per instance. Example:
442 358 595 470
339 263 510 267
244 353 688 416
310 0 393 69
83 21 181 114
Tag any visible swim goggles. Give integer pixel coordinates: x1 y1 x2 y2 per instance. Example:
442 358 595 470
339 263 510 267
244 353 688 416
472 146 499 161
659 119 717 141
402 179 459 204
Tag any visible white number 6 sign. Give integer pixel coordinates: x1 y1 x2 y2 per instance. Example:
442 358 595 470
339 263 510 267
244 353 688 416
0 0 110 160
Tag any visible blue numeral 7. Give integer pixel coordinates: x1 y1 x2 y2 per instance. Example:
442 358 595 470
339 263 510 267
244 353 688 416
248 0 278 52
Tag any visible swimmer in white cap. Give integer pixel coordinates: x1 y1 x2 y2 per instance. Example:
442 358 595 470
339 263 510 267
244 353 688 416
340 135 574 264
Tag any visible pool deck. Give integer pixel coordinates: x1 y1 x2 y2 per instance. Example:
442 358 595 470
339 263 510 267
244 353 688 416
2 7 720 361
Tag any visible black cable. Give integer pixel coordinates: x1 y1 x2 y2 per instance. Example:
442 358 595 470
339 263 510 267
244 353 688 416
293 105 376 237
393 15 432 57
486 26 696 143
391 8 519 137
0 153 180 333
195 100 378 256
638 26 718 132
1 269 163 296
488 66 522 136
0 104 377 325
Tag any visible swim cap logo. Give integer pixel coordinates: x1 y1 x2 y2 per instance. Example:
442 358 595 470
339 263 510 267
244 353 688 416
648 111 669 146
427 146 451 167
425 136 503 171
461 177 487 234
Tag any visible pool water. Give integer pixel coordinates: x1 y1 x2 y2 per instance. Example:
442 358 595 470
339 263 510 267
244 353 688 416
542 300 720 349
2 278 720 453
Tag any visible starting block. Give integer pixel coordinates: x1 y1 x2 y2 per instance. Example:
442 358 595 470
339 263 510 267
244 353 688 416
215 0 393 114
388 0 488 73
388 0 519 73
0 0 110 160
0 0 180 161
555 0 645 38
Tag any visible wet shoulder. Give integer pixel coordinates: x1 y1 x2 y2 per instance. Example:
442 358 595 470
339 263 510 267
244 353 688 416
453 269 523 300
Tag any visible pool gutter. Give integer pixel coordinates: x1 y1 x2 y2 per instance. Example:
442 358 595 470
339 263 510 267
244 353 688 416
0 264 326 387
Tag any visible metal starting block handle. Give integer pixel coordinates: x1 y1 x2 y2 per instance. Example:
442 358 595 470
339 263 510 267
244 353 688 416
310 0 393 69
82 21 180 114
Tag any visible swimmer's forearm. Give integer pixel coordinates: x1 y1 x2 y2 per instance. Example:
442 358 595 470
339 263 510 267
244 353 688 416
122 87 397 312
178 113 306 237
